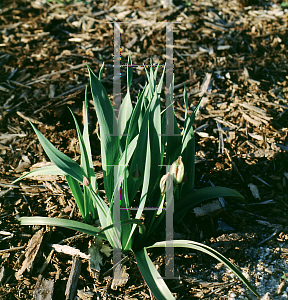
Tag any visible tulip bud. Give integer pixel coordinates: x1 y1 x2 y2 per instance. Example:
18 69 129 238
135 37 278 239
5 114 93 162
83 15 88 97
160 172 169 195
169 156 184 185
83 176 91 186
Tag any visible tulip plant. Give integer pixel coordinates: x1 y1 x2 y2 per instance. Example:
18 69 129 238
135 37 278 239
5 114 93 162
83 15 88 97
13 53 259 299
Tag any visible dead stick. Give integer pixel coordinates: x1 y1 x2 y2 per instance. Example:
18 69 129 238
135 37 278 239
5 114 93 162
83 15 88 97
224 148 244 182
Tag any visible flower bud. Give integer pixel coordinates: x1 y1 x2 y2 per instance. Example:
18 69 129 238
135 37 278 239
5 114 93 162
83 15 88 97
83 176 91 186
160 172 169 195
169 156 184 185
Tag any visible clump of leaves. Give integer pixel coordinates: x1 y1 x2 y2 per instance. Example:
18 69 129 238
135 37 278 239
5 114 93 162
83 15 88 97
13 53 259 299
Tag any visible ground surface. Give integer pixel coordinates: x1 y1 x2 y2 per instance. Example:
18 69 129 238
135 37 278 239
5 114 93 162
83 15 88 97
0 0 288 299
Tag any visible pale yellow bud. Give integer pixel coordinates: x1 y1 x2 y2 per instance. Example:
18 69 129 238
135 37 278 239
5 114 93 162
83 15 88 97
160 172 169 195
169 156 184 185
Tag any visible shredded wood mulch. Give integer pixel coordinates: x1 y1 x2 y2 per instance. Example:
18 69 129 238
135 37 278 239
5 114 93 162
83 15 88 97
0 0 288 299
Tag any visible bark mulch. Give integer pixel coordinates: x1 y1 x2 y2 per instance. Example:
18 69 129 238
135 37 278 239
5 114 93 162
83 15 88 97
0 0 288 299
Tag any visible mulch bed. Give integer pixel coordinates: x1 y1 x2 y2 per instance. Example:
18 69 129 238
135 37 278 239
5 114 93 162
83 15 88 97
0 0 288 299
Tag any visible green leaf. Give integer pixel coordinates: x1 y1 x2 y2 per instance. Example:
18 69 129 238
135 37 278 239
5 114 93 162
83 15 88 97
148 240 259 298
88 65 121 203
124 88 145 148
12 164 66 184
127 51 133 88
120 165 133 251
149 59 155 91
97 219 145 238
180 97 202 195
175 186 247 222
69 108 90 179
153 63 160 82
65 175 87 222
83 185 93 222
83 88 98 194
144 173 165 239
147 71 163 197
127 127 151 247
190 95 203 124
160 113 166 166
134 248 175 300
98 62 105 81
165 113 182 166
87 186 120 248
144 66 154 101
118 92 133 150
19 216 107 240
118 52 133 149
108 134 139 225
126 101 151 203
183 83 188 130
29 122 85 182
69 107 95 221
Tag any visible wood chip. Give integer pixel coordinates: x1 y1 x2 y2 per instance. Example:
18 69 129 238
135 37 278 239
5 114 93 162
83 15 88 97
15 228 45 280
248 183 260 200
65 256 82 300
193 199 223 217
110 265 129 290
51 244 90 259
33 274 54 300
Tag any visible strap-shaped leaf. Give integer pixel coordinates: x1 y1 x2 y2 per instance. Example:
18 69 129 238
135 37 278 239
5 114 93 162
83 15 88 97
83 87 98 193
163 79 182 167
29 121 85 182
183 83 188 130
160 113 166 166
84 185 93 221
19 216 107 240
164 113 182 166
120 166 133 251
96 219 145 239
66 175 87 222
174 186 248 223
124 88 145 148
126 127 151 248
98 62 105 81
118 52 133 149
69 107 96 220
147 72 163 198
87 186 121 248
148 240 259 298
108 134 139 225
180 96 203 195
153 63 160 82
12 164 66 184
128 65 165 244
136 66 168 239
118 92 133 151
134 248 175 300
180 97 203 196
149 59 155 91
144 65 154 101
180 114 195 195
190 94 203 124
126 101 151 203
69 108 90 179
88 65 121 203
